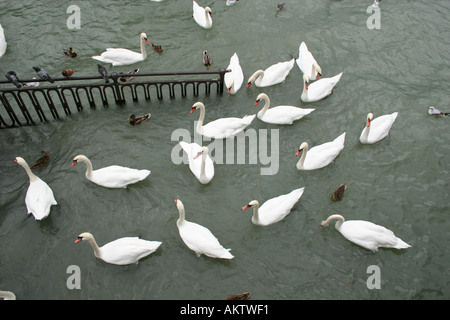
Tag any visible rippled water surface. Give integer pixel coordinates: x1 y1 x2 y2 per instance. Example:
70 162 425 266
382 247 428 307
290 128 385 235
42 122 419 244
0 0 449 300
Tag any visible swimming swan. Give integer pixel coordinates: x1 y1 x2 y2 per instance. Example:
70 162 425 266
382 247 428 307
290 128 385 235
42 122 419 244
193 1 212 29
224 52 244 94
297 41 322 80
179 141 214 184
296 133 346 170
359 112 398 144
247 58 295 88
301 72 342 102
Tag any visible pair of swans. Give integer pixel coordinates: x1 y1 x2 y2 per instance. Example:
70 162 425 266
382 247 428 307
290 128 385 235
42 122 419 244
92 32 149 66
247 58 295 88
255 93 315 125
360 112 398 144
72 155 151 188
224 53 244 94
75 232 161 265
296 132 346 170
15 157 57 220
190 102 255 139
179 141 214 184
242 187 305 226
193 1 212 29
321 214 411 252
175 199 234 259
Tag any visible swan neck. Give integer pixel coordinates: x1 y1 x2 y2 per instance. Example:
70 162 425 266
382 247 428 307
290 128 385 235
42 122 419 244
177 204 186 225
82 157 94 178
200 152 207 178
86 236 102 257
325 214 345 229
21 161 38 182
195 104 205 132
296 145 308 168
361 124 370 141
141 36 147 58
259 94 270 115
251 204 260 224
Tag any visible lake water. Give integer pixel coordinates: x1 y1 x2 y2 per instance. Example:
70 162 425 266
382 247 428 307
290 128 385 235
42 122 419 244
0 0 449 301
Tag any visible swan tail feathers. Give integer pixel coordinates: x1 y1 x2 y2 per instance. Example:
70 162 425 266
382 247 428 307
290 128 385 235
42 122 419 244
395 238 411 249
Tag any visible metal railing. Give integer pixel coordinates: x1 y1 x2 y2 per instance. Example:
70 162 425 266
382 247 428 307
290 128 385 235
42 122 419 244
0 69 229 129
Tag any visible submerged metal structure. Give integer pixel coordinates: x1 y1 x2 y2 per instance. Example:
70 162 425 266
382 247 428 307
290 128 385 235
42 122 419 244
0 69 229 129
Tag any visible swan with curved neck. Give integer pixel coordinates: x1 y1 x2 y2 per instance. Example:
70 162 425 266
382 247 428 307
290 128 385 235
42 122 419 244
15 156 57 220
297 41 322 80
71 155 151 188
301 72 342 102
193 1 212 29
175 199 234 259
92 32 149 66
246 58 295 88
296 133 346 170
179 141 214 184
242 187 305 226
224 53 243 94
75 232 161 265
190 102 255 139
255 93 315 125
359 112 398 144
321 214 411 252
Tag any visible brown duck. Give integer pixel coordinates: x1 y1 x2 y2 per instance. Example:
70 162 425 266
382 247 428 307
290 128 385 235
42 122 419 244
63 47 77 58
151 43 163 53
202 50 212 68
30 151 50 170
62 69 75 79
225 292 250 300
331 184 347 202
128 113 151 126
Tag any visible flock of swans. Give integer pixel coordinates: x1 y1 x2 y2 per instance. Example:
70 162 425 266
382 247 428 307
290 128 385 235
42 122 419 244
4 1 413 298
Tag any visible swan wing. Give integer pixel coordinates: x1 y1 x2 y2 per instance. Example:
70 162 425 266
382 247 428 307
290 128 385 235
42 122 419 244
297 42 319 79
25 179 57 220
90 165 150 188
259 106 315 124
202 115 255 139
257 59 295 86
225 53 244 93
258 187 305 225
339 221 401 251
367 112 398 143
92 48 143 66
101 237 161 265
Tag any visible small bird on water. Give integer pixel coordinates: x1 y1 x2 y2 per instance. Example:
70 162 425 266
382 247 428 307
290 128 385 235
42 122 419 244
33 67 54 83
97 64 109 83
5 71 22 88
151 43 163 53
225 292 250 300
30 151 50 170
428 106 449 117
62 69 75 79
202 50 212 68
128 113 151 126
276 3 286 11
331 184 347 202
63 47 77 58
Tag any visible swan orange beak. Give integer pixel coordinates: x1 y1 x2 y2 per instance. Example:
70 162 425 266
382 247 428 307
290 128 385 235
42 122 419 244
242 205 250 210
318 73 322 79
227 87 231 93
208 12 212 18
366 119 371 127
74 237 82 243
144 38 149 45
190 107 196 114
71 160 78 166
304 81 309 90
296 149 302 157
255 100 260 106
193 152 202 159
246 82 251 88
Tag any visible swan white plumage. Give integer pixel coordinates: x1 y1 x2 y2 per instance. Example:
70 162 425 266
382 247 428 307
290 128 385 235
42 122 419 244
321 214 411 252
359 112 399 144
296 41 322 80
92 32 149 66
15 157 57 220
0 290 16 300
75 232 161 265
179 141 214 184
255 93 315 125
71 155 150 188
246 58 295 88
190 102 255 139
0 24 7 58
224 52 244 94
242 187 305 226
175 199 234 259
301 72 343 102
193 1 212 29
296 133 346 170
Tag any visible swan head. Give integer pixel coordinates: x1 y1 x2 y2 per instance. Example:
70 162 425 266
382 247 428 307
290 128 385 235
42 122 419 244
14 156 26 166
190 102 204 114
246 70 263 88
296 142 309 157
255 93 267 106
71 155 86 166
315 64 322 79
366 113 374 127
205 7 212 17
75 232 94 243
302 74 310 90
140 32 149 45
193 146 209 159
175 199 185 211
242 200 259 211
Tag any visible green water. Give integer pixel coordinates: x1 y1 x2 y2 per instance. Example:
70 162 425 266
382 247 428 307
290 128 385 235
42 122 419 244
0 0 449 300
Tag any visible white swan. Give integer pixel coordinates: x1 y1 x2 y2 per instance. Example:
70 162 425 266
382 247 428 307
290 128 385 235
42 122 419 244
296 41 322 80
190 102 255 139
301 72 343 102
255 93 315 125
71 155 150 188
321 214 411 252
242 187 305 226
359 112 399 144
224 52 244 94
0 24 6 58
92 32 149 66
193 1 212 29
15 157 57 220
179 141 214 184
75 232 161 265
0 290 16 300
246 58 295 88
175 199 234 259
296 132 346 170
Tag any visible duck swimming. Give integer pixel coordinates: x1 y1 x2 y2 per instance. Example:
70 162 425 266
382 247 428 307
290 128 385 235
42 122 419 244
128 113 151 126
